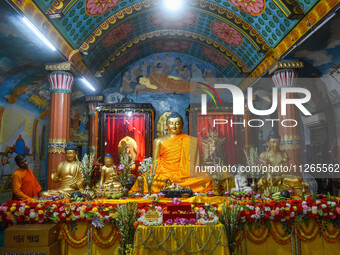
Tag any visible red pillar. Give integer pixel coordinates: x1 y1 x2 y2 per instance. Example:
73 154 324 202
271 64 303 173
47 71 74 189
88 102 98 159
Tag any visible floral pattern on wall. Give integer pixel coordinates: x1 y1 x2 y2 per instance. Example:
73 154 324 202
103 22 135 48
211 21 243 47
86 0 121 16
229 0 265 16
202 47 228 67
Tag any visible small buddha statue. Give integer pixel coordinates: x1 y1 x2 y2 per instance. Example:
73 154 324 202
96 154 122 196
41 142 84 198
231 166 252 193
257 130 310 196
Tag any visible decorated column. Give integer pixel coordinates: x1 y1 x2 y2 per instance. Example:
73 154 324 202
269 60 304 171
46 63 74 189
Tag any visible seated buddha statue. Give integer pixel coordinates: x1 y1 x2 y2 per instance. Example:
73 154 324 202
95 154 122 196
41 142 84 198
132 112 212 193
257 130 310 196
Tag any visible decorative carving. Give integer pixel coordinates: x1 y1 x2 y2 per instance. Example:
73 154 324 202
269 61 304 75
86 96 104 102
45 62 75 72
201 130 226 164
280 135 301 150
157 112 171 137
48 138 67 154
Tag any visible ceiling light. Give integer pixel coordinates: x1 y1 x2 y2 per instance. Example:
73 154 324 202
81 77 96 91
164 0 183 11
22 17 56 51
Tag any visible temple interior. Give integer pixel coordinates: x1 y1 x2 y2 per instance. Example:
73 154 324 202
1 0 340 254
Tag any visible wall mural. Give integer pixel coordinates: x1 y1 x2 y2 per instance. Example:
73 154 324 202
70 102 89 146
0 68 50 203
108 52 227 94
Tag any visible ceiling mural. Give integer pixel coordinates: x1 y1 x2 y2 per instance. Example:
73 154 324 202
2 0 337 93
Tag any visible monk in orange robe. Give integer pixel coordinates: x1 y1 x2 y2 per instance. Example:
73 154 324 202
11 154 42 201
132 112 212 193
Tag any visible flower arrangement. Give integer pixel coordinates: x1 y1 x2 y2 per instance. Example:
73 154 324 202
78 153 95 183
117 154 134 186
116 202 138 255
139 157 159 195
219 202 242 248
2 195 340 229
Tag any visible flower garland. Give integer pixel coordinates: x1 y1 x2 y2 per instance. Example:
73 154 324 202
197 211 219 225
61 223 88 248
92 225 120 249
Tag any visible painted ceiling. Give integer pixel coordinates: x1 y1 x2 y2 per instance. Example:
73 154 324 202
3 0 340 92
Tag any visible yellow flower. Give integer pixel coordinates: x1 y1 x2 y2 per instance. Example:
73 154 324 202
271 211 276 217
38 210 44 215
194 207 199 212
92 207 98 213
285 207 290 211
6 212 11 216
80 214 85 218
109 213 116 219
10 207 16 212
70 214 75 219
25 205 30 209
293 206 297 211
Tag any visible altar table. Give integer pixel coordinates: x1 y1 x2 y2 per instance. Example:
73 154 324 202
133 223 229 255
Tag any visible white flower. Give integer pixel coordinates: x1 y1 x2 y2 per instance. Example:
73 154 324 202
53 212 59 217
29 212 36 219
321 204 327 209
18 207 25 212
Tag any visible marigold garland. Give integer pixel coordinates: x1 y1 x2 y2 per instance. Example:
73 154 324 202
246 225 269 244
270 222 291 245
92 225 120 249
296 221 319 242
61 223 88 248
321 227 340 242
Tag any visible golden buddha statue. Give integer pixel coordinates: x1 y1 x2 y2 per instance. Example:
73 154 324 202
257 130 310 196
131 112 212 193
41 142 84 198
118 136 137 171
95 154 122 196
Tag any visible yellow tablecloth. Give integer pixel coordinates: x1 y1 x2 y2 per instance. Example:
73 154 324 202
95 196 227 205
133 223 229 255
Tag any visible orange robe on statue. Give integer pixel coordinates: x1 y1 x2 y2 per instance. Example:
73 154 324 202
132 134 213 193
11 168 42 201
